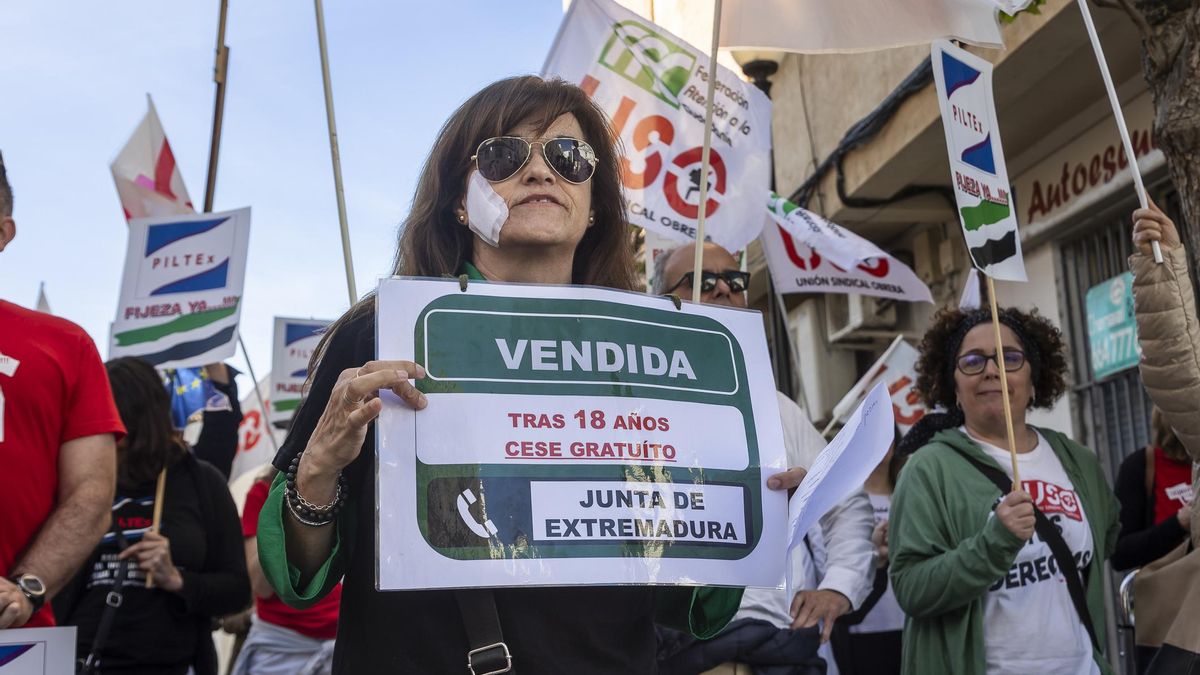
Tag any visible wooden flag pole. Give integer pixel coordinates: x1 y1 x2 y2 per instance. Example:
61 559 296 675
197 0 278 458
314 0 359 306
202 0 229 214
1076 0 1162 264
146 467 168 588
690 0 724 303
985 275 1021 490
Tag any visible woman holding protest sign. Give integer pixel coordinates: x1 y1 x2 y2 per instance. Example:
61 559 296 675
888 307 1119 675
255 75 806 674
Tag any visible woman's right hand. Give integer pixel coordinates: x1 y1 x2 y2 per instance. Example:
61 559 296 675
301 360 427 478
996 491 1035 541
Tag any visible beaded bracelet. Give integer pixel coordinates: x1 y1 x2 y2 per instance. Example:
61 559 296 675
285 452 348 527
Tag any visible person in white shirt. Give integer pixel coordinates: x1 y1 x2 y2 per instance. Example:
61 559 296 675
654 243 876 675
831 433 905 675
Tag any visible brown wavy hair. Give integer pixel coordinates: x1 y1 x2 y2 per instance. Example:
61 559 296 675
915 306 1069 411
312 75 636 369
106 357 188 490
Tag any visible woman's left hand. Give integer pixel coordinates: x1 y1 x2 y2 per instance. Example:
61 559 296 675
119 531 183 592
1132 199 1181 255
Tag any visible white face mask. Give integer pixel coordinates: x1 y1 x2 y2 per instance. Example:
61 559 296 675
465 170 509 248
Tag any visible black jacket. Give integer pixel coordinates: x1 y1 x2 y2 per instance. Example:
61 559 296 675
55 453 250 674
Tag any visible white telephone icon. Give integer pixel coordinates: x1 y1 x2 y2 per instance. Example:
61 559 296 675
456 488 498 539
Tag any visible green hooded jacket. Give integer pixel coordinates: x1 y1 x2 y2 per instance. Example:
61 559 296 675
888 427 1120 675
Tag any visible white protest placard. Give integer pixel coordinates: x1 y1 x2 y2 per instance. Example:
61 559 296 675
109 208 251 369
543 0 773 252
762 194 933 303
830 336 927 435
375 277 788 589
270 317 330 428
931 40 1026 281
789 382 894 544
0 626 76 674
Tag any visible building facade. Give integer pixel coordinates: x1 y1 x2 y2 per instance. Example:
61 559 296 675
756 2 1191 670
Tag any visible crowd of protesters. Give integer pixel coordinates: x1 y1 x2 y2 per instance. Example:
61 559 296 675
1 76 1196 675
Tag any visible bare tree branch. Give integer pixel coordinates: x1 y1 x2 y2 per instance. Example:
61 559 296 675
1113 0 1153 39
1090 0 1161 68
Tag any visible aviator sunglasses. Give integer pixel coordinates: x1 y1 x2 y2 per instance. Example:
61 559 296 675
668 270 752 295
955 349 1026 376
472 136 598 184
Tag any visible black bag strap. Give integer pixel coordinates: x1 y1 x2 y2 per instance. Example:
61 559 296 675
455 589 513 675
79 526 134 675
955 450 1101 653
838 564 890 627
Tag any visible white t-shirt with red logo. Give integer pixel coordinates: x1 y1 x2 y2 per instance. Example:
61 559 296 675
966 429 1100 675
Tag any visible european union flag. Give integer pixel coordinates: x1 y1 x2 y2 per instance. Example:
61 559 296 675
162 366 214 429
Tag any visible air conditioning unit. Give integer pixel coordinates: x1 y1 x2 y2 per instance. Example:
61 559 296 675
824 293 897 343
788 299 857 423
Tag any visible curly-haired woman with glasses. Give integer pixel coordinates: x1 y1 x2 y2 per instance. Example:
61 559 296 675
887 306 1119 675
254 75 804 674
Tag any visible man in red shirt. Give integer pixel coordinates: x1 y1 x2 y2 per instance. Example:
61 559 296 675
0 152 126 628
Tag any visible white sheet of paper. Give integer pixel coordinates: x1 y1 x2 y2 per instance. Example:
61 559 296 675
788 382 894 546
0 626 76 674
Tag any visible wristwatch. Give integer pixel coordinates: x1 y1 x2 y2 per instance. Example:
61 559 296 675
11 574 46 613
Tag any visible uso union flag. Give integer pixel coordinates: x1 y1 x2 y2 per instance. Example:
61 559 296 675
110 208 251 369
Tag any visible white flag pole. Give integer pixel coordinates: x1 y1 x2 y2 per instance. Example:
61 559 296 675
691 0 724 303
1076 0 1162 264
314 0 360 305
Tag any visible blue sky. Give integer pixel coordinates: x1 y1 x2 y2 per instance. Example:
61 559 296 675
0 1 566 392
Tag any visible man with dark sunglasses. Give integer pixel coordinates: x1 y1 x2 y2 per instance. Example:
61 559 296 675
653 242 751 308
653 243 875 675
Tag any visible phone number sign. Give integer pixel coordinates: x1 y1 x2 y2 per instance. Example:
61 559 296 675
1085 271 1140 380
375 278 787 590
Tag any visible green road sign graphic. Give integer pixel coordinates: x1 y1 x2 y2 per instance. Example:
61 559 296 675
406 292 763 561
1086 272 1138 380
422 307 738 395
598 20 696 108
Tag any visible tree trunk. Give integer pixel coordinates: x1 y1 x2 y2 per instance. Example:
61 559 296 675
1135 1 1200 266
